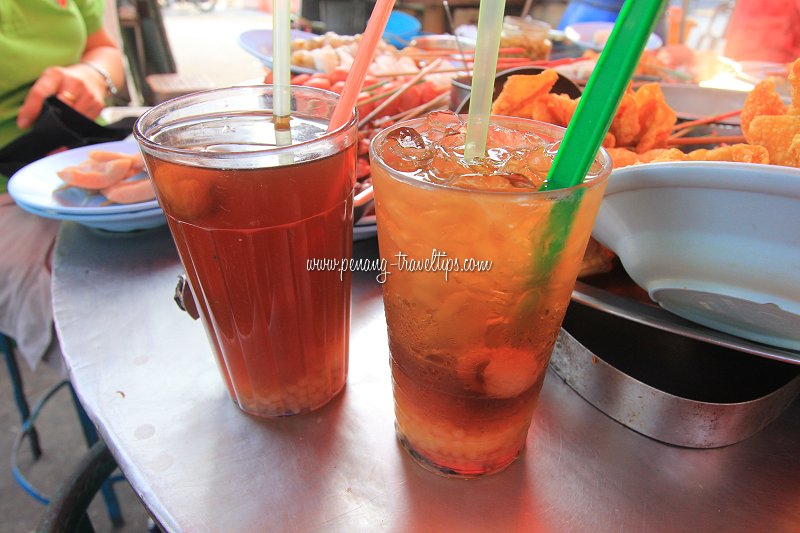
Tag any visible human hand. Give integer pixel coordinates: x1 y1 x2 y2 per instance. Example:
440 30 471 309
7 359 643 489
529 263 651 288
16 63 108 130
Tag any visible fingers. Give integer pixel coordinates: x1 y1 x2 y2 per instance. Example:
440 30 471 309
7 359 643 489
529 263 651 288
72 90 104 120
17 67 64 129
16 65 107 129
59 89 79 106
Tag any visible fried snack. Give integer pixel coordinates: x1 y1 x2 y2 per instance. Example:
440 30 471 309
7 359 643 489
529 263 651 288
740 79 787 136
579 238 617 278
788 59 800 115
544 92 577 125
633 83 677 153
604 143 768 169
606 147 641 169
639 148 687 163
491 70 559 118
543 93 616 147
745 115 800 167
787 134 800 165
530 98 558 124
686 144 770 164
608 90 640 147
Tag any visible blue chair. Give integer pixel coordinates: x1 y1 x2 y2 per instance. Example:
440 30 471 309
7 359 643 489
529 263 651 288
557 0 625 30
2 333 42 458
384 10 422 48
2 332 124 527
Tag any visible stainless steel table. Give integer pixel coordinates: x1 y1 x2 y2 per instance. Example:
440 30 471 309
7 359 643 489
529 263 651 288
52 222 800 533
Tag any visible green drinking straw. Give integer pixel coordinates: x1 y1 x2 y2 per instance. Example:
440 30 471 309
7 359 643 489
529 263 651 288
534 0 667 282
546 0 668 190
272 0 292 146
463 0 506 162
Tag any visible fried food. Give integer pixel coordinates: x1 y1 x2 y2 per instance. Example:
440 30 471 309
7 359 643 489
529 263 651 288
633 83 677 153
740 79 787 136
788 59 800 115
491 70 559 118
491 73 661 151
639 148 687 163
606 147 641 169
745 115 800 167
530 98 557 124
788 135 800 166
608 90 640 147
544 92 577 126
579 238 617 278
686 144 770 164
542 92 615 146
605 144 768 169
489 59 800 170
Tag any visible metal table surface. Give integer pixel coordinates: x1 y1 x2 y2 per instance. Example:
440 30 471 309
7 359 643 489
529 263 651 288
51 222 800 533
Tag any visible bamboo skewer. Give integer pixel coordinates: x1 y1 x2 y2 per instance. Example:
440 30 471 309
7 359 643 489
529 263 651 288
388 91 450 122
375 56 591 78
402 47 527 58
358 58 444 128
375 63 539 78
361 80 390 93
671 109 743 132
356 79 424 107
669 127 693 139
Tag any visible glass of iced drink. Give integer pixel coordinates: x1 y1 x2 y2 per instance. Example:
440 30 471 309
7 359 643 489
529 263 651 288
370 111 610 476
134 86 357 417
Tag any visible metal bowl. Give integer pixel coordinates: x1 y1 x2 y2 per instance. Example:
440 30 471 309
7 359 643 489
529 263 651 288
451 66 583 113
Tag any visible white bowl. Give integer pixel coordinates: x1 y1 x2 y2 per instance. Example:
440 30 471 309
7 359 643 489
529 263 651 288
592 162 800 351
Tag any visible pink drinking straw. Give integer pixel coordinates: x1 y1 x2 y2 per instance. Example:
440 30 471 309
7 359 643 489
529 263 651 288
327 0 397 132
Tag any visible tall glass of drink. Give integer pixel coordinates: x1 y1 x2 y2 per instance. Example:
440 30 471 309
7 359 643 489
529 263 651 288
135 86 357 417
370 112 610 476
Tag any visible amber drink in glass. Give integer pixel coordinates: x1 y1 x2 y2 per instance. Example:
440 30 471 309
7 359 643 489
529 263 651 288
370 112 610 476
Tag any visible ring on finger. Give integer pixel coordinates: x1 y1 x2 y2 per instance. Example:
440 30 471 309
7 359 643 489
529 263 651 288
60 90 77 103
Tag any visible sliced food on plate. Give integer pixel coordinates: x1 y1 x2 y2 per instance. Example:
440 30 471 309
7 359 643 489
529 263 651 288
56 149 156 204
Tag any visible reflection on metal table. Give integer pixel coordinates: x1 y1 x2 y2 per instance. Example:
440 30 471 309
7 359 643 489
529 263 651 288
51 222 800 532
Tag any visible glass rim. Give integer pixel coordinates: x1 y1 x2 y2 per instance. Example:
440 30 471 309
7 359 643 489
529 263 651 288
369 114 612 198
133 84 358 159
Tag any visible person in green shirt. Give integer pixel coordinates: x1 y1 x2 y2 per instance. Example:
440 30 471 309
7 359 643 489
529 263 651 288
1 0 124 372
0 0 125 189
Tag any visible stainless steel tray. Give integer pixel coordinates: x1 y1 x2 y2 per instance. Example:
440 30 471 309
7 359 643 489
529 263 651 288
573 279 800 366
549 280 800 449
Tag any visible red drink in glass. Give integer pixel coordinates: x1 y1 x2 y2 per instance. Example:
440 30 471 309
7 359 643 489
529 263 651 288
135 86 357 417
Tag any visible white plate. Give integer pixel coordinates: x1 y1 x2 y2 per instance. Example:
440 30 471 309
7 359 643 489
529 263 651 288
238 29 319 74
15 201 166 233
564 21 662 52
738 61 788 81
19 195 373 237
659 84 747 125
593 162 800 351
8 140 159 215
